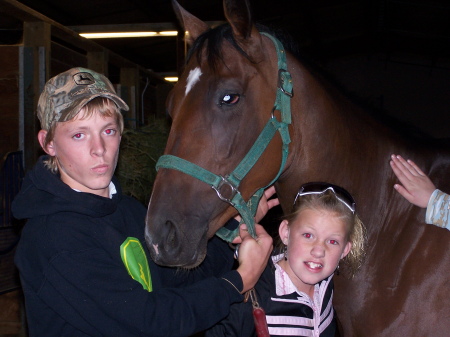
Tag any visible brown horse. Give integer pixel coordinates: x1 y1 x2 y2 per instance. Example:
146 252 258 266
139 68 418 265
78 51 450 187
145 0 450 335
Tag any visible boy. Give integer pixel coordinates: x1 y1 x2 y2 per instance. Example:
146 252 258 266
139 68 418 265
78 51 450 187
13 67 273 336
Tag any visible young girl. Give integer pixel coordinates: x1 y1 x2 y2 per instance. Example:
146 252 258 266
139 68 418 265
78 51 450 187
206 182 366 337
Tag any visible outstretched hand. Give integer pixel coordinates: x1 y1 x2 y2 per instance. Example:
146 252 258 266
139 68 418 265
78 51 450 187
235 224 273 293
254 186 280 223
233 186 280 224
390 154 436 208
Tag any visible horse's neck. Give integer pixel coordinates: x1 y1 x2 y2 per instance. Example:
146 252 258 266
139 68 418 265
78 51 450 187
275 57 450 219
276 63 401 211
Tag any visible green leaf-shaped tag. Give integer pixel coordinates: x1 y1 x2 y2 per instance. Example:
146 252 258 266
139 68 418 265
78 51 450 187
120 237 152 292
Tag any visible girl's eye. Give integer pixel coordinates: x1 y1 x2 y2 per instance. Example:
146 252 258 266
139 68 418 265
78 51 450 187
73 133 83 139
329 239 339 245
220 93 240 106
303 233 312 239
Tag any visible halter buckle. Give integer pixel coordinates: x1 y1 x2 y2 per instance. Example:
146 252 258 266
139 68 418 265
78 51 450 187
278 69 293 97
212 175 238 205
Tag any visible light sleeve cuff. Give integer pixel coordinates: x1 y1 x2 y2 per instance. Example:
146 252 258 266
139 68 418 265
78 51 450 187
425 189 450 230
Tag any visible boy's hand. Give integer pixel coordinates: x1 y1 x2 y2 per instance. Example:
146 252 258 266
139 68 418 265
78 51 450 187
236 224 273 293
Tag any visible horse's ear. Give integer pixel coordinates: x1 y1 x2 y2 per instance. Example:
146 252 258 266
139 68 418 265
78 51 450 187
172 0 210 45
223 0 262 58
223 0 253 39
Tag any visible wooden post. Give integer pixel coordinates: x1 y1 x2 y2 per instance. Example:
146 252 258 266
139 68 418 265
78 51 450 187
120 67 139 129
21 21 50 171
87 51 109 76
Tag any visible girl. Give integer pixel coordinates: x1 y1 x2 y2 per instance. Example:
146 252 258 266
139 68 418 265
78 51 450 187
207 182 366 337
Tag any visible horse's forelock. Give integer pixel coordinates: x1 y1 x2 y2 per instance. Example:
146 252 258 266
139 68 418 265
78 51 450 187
186 24 280 75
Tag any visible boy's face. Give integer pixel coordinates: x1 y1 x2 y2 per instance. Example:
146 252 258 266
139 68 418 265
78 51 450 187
45 109 121 197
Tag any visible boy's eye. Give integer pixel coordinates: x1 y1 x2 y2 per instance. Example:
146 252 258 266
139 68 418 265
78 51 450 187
303 233 312 239
104 129 116 135
73 133 83 139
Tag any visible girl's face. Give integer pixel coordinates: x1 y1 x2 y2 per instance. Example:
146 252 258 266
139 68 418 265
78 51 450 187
278 208 352 297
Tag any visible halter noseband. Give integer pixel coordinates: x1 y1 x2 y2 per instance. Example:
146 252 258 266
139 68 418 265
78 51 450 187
155 32 293 242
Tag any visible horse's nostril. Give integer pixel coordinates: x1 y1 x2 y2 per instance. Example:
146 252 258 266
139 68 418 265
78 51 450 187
164 220 180 250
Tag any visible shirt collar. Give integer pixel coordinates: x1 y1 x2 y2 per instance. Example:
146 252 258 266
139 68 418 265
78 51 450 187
72 181 117 199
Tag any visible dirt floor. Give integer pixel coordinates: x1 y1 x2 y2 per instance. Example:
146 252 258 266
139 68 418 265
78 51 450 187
0 289 26 337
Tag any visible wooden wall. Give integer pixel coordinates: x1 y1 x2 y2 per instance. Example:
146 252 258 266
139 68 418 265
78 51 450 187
0 2 172 336
0 46 24 337
0 47 20 160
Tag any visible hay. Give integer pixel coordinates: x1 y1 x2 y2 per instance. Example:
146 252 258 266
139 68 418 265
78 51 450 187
116 118 170 205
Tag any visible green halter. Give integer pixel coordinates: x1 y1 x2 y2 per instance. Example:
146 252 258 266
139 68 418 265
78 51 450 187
155 32 293 242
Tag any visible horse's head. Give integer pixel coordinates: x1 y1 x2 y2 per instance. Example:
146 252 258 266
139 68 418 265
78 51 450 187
145 0 289 267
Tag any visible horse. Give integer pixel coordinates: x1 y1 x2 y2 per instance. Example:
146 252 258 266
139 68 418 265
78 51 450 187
145 0 450 335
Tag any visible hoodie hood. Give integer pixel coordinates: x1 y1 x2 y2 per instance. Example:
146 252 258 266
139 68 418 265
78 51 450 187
12 156 121 220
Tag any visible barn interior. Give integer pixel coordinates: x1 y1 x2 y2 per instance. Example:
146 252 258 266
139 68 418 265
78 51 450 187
1 0 449 335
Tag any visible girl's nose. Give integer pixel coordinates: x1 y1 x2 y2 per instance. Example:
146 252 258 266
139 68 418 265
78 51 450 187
310 243 325 258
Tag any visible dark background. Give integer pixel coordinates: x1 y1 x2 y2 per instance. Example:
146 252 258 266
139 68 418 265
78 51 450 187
2 0 450 138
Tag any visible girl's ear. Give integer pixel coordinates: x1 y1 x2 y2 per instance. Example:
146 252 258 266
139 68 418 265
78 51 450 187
341 241 352 259
278 220 290 245
37 130 56 156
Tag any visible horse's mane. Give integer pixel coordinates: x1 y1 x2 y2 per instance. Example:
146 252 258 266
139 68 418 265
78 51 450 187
187 24 245 73
186 23 442 146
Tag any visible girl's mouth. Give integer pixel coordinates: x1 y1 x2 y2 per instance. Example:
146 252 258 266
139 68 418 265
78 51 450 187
305 261 323 269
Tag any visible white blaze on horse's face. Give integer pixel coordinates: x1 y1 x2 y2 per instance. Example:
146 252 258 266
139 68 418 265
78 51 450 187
185 67 202 96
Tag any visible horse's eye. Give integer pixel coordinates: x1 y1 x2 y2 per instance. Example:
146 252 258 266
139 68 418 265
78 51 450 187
220 93 240 106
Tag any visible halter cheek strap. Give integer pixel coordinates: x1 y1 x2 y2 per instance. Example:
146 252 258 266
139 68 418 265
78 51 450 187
155 32 293 242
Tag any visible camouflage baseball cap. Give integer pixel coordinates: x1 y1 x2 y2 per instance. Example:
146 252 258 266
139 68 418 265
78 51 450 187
37 67 129 130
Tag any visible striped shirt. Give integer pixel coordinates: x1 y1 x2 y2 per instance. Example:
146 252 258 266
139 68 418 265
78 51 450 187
205 255 336 337
264 255 335 336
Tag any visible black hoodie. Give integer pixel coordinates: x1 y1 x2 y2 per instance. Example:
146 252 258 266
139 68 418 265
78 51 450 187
13 156 243 337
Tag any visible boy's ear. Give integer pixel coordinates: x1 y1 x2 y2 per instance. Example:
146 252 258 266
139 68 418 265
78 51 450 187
37 130 56 156
278 220 290 245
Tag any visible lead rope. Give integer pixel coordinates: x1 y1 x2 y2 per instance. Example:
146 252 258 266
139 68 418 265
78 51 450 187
245 288 270 337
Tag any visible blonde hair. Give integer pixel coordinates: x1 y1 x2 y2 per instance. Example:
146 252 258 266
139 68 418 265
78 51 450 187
42 97 124 173
278 189 366 278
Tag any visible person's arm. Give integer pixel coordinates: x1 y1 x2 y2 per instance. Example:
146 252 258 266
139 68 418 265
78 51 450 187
235 223 273 293
390 154 450 230
36 222 271 337
425 189 450 230
205 298 255 337
41 251 245 336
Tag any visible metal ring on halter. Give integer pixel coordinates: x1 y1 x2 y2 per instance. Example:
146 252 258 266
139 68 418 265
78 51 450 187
211 175 238 204
233 244 240 259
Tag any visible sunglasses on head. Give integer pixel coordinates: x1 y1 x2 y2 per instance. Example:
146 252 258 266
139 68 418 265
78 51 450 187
294 182 356 214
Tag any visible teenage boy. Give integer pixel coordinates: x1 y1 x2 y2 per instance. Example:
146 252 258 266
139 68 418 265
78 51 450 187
13 67 274 336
